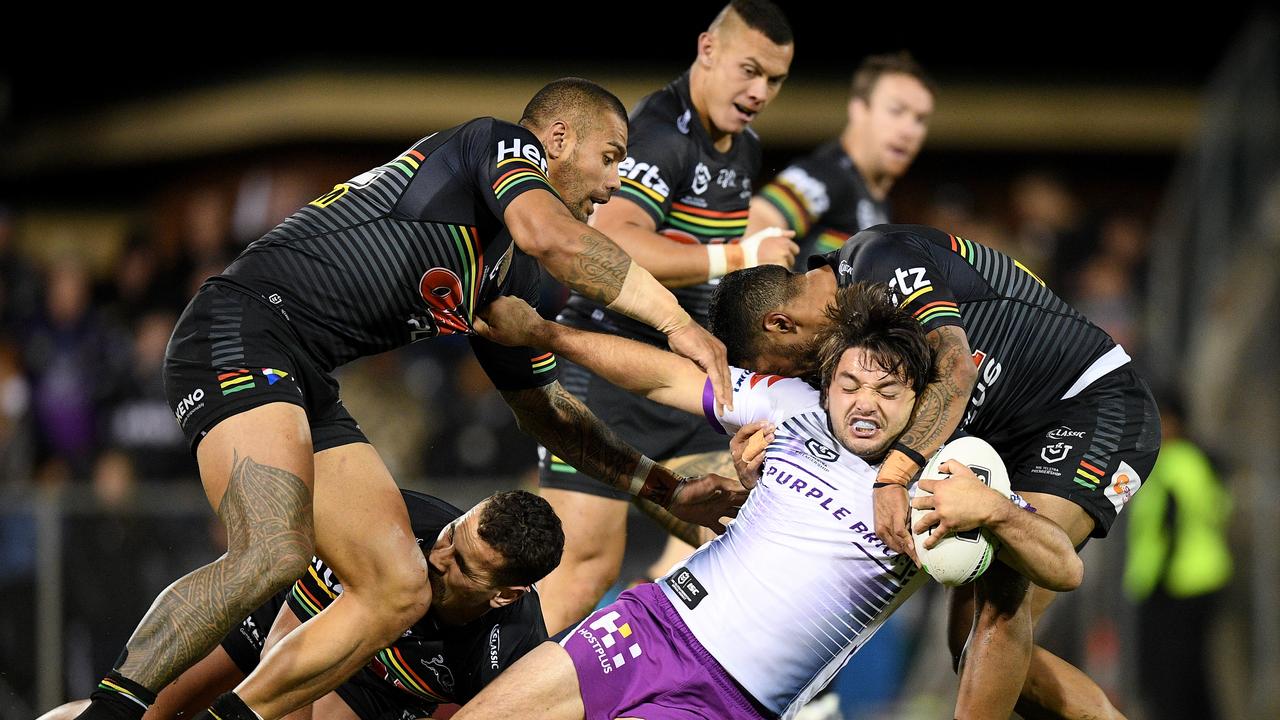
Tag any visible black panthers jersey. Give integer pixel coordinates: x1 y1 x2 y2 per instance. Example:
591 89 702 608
758 140 888 269
564 72 761 342
216 117 558 390
287 490 548 709
811 225 1119 444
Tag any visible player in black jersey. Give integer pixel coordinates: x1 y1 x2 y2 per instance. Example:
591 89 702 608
536 0 797 635
42 490 560 720
75 79 747 720
748 52 935 267
712 223 1160 718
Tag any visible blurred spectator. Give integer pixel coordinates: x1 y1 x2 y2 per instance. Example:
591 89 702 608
1124 394 1232 720
0 337 35 483
24 257 130 478
0 204 42 336
100 310 193 482
923 182 1014 255
333 351 430 481
1010 171 1091 287
1071 212 1150 353
420 350 537 479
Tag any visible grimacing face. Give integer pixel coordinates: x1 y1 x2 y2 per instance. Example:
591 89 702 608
549 112 627 222
700 25 793 136
426 501 511 625
823 347 917 461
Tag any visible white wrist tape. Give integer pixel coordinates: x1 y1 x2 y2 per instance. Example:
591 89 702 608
739 232 765 268
706 244 729 280
628 455 656 497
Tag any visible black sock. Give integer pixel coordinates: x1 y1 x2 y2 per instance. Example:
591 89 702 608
77 671 157 720
195 692 260 720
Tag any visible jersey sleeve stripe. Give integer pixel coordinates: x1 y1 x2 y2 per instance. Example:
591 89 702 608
668 210 750 230
531 354 557 373
306 564 339 599
493 171 551 199
702 377 727 435
496 156 547 174
759 183 811 235
911 300 958 316
616 185 665 218
620 177 666 203
380 646 450 701
900 286 934 306
815 230 848 253
290 581 325 617
917 308 962 324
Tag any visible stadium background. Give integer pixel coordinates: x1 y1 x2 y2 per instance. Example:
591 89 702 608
2 7 1277 718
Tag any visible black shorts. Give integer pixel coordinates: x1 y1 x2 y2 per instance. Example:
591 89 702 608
334 667 436 720
989 366 1160 538
220 590 288 674
538 356 729 500
164 282 368 455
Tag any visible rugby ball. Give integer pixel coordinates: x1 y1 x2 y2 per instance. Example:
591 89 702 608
910 436 1012 586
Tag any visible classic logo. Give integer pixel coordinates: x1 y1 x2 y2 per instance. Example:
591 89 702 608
676 109 692 134
805 438 840 463
488 624 501 669
1041 442 1073 464
692 162 711 194
496 137 548 173
1047 426 1087 440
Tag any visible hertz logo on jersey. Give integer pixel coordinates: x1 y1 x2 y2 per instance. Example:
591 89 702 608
618 157 671 198
495 138 548 174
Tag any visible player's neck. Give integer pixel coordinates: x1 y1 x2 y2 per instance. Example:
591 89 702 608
841 128 893 201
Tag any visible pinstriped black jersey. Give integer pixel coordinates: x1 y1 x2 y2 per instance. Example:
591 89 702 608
757 140 889 269
564 73 761 342
215 118 559 390
287 490 548 709
810 224 1117 443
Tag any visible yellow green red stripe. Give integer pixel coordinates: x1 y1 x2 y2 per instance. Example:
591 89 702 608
759 181 812 234
378 646 449 701
446 225 481 323
814 229 849 253
531 352 556 374
913 300 960 324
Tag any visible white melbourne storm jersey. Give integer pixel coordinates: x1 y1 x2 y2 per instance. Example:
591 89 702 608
659 367 926 719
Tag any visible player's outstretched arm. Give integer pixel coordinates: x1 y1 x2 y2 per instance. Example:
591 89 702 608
478 297 709 416
592 200 797 287
500 382 745 532
503 190 732 409
873 324 979 563
910 461 1083 592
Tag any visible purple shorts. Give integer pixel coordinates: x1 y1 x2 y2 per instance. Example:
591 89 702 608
561 583 774 720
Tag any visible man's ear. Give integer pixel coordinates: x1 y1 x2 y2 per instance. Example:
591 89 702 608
696 31 715 68
489 585 527 609
544 120 570 160
763 311 797 335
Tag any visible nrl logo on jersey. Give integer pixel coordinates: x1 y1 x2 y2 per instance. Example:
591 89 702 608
692 163 711 194
496 138 549 174
618 157 670 197
805 438 840 463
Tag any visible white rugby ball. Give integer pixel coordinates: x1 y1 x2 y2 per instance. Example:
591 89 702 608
910 436 1012 586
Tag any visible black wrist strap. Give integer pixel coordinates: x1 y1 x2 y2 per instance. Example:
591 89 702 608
872 481 907 490
890 441 927 468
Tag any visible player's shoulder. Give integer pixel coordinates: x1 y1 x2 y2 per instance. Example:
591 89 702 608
730 367 819 404
630 84 698 145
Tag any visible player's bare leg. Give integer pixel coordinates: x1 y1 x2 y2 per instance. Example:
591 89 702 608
117 403 316 692
538 489 629 634
235 442 429 719
643 450 730 578
952 560 1033 718
950 491 1124 720
451 642 585 720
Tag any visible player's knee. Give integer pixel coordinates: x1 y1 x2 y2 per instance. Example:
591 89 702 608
975 565 1032 619
358 554 432 638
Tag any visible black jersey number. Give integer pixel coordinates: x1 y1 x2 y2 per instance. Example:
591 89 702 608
408 268 472 340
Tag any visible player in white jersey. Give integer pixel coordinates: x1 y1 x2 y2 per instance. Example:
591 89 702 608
453 284 1081 720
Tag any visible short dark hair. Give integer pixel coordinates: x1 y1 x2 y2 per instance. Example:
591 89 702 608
713 0 793 45
851 51 937 102
520 77 627 132
708 264 801 366
476 490 564 587
813 283 936 406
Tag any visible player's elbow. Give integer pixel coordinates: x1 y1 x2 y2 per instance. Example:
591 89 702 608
1041 554 1084 592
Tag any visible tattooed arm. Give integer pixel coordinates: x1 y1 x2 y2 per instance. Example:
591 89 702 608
503 189 733 409
873 324 978 561
501 382 745 533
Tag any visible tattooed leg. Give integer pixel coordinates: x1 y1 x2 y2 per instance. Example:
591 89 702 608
117 452 314 689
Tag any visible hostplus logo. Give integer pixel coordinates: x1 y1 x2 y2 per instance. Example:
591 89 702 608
576 610 642 674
